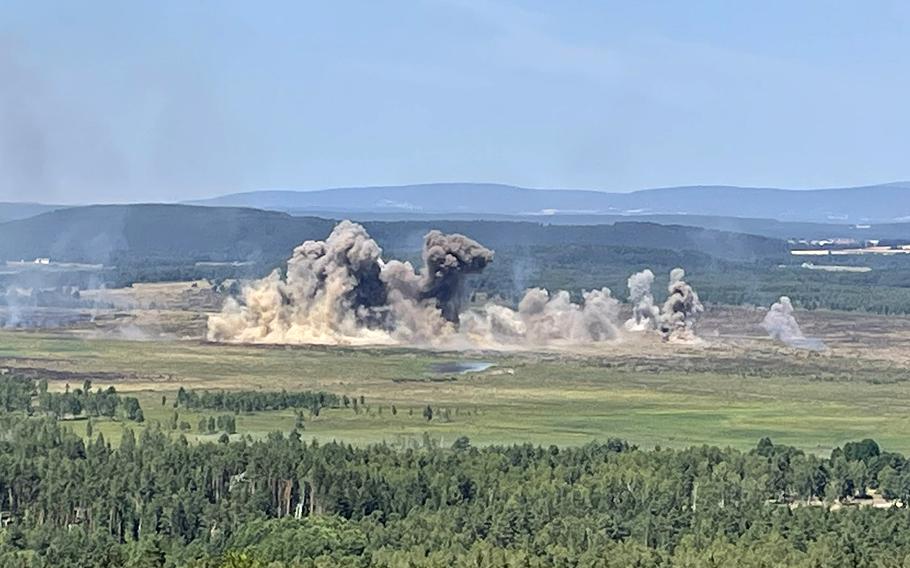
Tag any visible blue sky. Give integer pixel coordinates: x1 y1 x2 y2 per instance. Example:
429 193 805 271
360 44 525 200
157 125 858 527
1 1 909 203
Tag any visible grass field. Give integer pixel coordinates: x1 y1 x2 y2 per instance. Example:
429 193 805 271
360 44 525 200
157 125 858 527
2 329 910 454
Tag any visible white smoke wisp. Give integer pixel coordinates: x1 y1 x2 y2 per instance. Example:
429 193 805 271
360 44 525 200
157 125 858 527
657 268 704 342
761 296 826 350
624 269 658 331
207 220 626 347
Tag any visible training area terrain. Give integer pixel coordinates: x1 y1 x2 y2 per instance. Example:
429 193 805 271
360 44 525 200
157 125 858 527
3 302 909 453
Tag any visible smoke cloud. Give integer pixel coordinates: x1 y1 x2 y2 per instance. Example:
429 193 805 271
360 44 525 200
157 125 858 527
208 221 713 348
657 268 704 342
208 221 490 344
761 296 825 350
461 287 621 344
208 221 630 347
625 269 658 331
415 230 494 323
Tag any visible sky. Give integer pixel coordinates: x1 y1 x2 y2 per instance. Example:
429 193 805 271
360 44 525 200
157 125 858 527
1 1 909 204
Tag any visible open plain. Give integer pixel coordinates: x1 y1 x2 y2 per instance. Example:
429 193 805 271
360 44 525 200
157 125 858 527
3 292 909 453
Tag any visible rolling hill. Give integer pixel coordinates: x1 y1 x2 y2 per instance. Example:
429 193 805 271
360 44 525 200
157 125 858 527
5 203 910 316
0 205 335 265
262 210 910 241
0 204 787 265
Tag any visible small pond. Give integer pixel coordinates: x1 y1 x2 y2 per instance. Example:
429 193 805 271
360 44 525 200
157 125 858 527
429 361 494 375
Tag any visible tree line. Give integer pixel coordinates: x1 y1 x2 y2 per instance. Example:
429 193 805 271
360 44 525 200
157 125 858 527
0 376 144 422
175 387 340 415
2 408 910 566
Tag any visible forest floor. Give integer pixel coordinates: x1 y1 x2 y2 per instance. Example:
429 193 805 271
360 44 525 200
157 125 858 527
1 301 909 454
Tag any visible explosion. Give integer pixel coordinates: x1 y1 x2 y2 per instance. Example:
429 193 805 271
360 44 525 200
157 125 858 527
461 287 622 344
208 221 704 347
657 268 704 342
208 221 492 345
761 296 826 350
624 269 658 331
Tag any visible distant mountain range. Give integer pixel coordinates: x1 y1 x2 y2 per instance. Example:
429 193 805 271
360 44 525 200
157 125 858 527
185 182 910 224
0 202 63 223
2 182 910 264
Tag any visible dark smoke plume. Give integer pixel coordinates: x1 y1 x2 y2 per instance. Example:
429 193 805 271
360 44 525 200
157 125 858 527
416 230 493 323
658 268 703 342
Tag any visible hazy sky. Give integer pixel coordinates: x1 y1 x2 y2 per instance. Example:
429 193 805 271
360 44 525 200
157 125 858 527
2 1 909 203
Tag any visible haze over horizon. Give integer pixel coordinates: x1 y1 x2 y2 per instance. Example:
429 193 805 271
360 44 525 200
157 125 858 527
2 1 909 204
9 179 910 208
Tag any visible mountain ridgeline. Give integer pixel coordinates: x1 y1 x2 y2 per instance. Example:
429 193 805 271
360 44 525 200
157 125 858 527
186 181 910 224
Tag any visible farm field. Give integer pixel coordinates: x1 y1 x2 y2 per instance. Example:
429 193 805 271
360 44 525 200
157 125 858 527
2 319 910 453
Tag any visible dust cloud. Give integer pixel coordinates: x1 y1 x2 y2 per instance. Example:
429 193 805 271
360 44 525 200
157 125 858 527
208 221 705 348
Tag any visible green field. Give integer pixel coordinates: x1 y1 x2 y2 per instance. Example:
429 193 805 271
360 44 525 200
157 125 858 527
3 329 910 453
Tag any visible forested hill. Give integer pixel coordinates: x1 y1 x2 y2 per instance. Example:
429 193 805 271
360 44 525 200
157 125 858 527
366 219 786 261
0 205 335 265
286 210 910 242
0 204 787 265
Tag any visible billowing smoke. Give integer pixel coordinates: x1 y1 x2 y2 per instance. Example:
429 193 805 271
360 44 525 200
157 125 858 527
209 221 631 347
208 221 492 345
624 269 658 331
462 287 621 344
658 268 704 342
208 221 713 347
415 230 493 323
761 296 825 350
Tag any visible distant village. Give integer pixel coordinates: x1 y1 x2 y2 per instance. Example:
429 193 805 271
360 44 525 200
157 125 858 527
790 238 910 256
